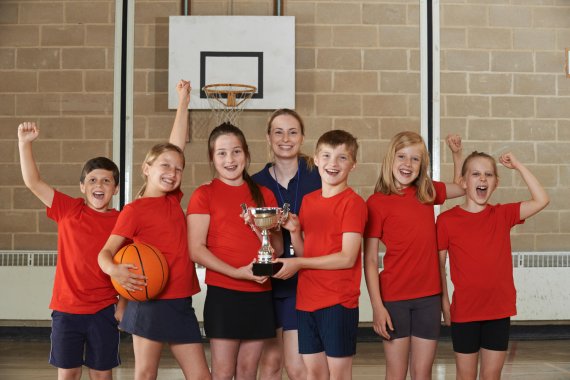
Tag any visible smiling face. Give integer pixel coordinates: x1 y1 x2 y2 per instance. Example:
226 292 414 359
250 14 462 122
314 143 355 190
80 169 118 211
392 143 423 189
267 114 304 160
462 156 498 208
142 150 184 196
212 133 247 186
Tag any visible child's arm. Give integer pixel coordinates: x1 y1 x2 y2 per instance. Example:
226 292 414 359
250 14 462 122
444 134 465 199
499 152 550 220
364 237 394 339
17 122 55 207
188 214 268 284
98 234 146 292
439 249 451 327
114 296 128 323
169 79 191 150
273 232 361 279
281 213 304 256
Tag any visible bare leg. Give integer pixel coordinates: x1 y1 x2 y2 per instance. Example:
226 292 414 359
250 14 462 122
327 355 353 380
454 352 479 380
58 367 82 380
283 329 307 380
170 342 211 380
235 339 264 380
210 338 240 380
302 352 329 380
132 335 163 380
479 348 507 380
258 329 283 380
383 337 410 380
409 336 437 380
88 368 112 380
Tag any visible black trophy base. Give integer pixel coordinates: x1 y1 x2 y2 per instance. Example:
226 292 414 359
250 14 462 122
253 262 283 276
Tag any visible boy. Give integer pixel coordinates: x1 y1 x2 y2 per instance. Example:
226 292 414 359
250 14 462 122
18 122 121 380
274 130 367 379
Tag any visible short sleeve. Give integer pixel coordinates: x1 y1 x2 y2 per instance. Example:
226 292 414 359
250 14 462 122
433 181 447 205
342 195 367 235
186 185 211 215
46 190 82 222
111 203 138 240
364 194 383 239
436 215 449 251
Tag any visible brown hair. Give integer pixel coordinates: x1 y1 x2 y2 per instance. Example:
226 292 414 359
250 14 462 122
461 151 498 177
374 131 435 204
80 157 119 185
208 122 265 207
137 143 185 198
315 129 359 162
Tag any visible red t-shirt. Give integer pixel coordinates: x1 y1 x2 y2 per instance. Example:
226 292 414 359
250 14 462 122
365 181 447 302
187 179 278 292
436 203 523 322
47 191 119 314
296 188 367 312
112 190 200 299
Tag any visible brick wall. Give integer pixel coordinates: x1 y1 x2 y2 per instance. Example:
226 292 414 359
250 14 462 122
1 0 568 251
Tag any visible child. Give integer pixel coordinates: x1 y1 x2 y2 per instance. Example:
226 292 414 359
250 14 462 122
437 151 549 380
363 131 464 380
253 109 321 380
18 121 121 379
98 80 211 380
273 129 367 380
187 122 284 380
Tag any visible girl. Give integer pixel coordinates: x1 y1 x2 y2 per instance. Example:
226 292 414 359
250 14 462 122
252 109 321 380
98 80 210 380
187 123 284 380
437 151 549 380
364 131 463 380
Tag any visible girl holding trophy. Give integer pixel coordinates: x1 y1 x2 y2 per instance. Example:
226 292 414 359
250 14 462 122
253 109 321 380
187 122 284 380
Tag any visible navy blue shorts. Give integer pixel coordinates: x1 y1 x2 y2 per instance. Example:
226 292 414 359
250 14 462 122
383 294 441 340
274 295 298 331
119 297 202 343
49 304 120 371
297 304 358 358
452 318 510 354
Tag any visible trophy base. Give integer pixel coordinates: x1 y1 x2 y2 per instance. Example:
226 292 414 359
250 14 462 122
253 262 283 276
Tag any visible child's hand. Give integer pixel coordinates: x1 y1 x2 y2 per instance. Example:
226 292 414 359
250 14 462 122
441 298 451 327
109 263 146 292
176 79 191 107
281 213 300 233
499 152 520 170
272 258 300 280
235 260 268 284
372 304 394 340
446 134 462 153
18 122 39 143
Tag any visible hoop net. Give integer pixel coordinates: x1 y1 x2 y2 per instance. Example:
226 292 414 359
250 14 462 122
203 83 256 126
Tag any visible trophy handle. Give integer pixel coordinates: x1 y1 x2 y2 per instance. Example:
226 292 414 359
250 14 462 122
240 203 249 215
277 203 291 230
241 203 256 232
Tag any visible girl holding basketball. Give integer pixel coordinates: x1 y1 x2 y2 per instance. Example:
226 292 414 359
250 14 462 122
252 109 321 380
98 80 211 380
437 151 548 380
187 122 283 380
363 131 464 380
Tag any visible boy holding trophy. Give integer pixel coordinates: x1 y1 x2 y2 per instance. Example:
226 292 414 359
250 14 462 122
274 130 368 379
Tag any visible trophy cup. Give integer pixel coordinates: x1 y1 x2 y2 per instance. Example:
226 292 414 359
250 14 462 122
241 203 290 276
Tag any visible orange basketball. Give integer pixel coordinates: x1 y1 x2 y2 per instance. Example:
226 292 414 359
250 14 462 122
111 242 169 302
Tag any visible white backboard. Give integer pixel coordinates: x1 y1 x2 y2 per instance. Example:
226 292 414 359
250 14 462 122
168 16 295 110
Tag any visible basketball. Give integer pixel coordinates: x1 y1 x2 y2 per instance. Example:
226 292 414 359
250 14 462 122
111 242 169 302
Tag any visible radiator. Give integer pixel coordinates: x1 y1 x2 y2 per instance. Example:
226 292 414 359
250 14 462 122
0 251 568 322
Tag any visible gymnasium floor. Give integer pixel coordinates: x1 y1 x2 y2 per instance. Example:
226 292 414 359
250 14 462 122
1 339 569 379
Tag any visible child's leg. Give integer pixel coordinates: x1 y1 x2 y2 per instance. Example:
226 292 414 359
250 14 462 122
326 355 353 380
170 342 211 380
57 368 82 380
87 368 112 380
479 349 506 380
409 295 441 379
132 335 163 380
283 329 307 380
258 329 284 380
235 339 265 379
383 338 411 380
409 337 438 379
454 352 479 380
210 338 240 380
302 352 329 380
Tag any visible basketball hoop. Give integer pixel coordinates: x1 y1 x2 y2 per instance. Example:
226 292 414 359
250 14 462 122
203 83 256 126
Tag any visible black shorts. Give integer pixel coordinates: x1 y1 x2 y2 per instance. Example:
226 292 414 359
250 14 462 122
383 294 441 340
273 295 298 331
451 317 510 354
204 285 275 340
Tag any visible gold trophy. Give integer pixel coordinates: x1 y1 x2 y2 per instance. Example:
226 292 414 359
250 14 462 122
241 203 290 276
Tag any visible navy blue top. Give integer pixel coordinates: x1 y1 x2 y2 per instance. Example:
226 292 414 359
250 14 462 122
252 158 322 298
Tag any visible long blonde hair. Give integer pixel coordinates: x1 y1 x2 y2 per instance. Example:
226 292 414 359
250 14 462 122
375 131 436 204
136 143 185 198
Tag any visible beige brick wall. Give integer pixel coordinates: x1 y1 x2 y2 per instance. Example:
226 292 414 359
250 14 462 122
1 0 568 252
